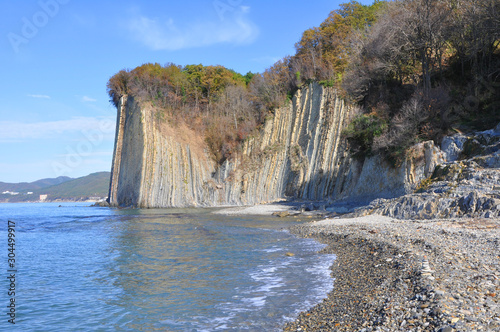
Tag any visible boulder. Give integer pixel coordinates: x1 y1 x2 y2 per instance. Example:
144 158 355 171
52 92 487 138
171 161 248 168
441 134 467 162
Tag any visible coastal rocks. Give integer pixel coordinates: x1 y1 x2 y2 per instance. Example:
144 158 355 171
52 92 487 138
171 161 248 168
108 81 450 208
362 189 500 220
476 150 500 169
272 211 292 217
442 134 467 162
92 200 110 207
459 190 479 213
349 123 500 220
334 141 445 203
109 79 498 212
108 81 452 208
358 189 500 220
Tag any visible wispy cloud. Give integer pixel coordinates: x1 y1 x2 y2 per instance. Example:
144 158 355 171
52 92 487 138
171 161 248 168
0 117 115 141
82 96 97 102
28 94 51 99
127 6 259 50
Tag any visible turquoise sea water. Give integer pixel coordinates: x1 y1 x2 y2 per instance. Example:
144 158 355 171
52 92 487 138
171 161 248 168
0 203 335 331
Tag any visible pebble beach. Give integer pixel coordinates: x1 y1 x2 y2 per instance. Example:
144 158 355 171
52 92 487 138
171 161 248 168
282 215 500 332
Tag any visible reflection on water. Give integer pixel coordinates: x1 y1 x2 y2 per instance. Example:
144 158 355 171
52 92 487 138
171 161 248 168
0 204 334 331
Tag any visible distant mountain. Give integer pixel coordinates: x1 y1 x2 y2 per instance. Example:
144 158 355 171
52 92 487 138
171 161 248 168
37 172 110 200
0 176 73 193
0 172 110 202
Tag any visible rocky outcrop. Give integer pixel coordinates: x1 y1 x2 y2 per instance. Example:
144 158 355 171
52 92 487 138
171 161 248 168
108 95 145 207
351 125 500 219
108 83 446 208
334 141 445 203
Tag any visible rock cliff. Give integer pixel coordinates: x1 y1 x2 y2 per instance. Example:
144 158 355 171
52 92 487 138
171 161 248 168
108 83 442 208
350 124 500 219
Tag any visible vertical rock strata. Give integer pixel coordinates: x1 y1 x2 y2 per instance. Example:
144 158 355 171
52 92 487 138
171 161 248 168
108 83 441 208
109 95 145 207
208 82 352 206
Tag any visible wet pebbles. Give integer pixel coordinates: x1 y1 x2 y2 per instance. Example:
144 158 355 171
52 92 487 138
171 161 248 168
283 216 500 331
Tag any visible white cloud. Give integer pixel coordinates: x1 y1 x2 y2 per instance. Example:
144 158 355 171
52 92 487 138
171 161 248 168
28 94 51 99
127 6 259 51
0 117 115 141
82 96 97 102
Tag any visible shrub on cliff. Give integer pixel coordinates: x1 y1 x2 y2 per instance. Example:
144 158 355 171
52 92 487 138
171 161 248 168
342 113 387 157
107 62 263 164
341 0 500 162
107 0 500 166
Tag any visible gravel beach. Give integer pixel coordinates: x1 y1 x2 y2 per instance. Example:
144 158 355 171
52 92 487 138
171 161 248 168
283 215 500 332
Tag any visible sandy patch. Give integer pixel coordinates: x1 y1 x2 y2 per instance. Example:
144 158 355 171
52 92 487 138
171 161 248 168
312 214 395 226
214 203 294 215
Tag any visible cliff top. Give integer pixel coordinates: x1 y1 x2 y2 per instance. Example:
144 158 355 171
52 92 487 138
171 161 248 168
107 0 500 166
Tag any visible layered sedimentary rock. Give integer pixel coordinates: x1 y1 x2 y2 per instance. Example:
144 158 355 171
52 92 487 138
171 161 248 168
108 95 217 208
335 141 445 203
212 82 352 205
108 83 442 208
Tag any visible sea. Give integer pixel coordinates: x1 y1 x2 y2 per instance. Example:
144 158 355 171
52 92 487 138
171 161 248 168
0 202 335 331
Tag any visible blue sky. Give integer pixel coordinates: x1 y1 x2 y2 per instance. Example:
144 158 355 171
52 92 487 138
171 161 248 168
0 0 374 183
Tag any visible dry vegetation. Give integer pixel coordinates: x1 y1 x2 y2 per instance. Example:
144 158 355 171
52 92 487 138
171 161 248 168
342 0 500 164
107 0 500 166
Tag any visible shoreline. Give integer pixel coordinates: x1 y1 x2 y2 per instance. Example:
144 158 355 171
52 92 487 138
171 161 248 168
215 204 500 331
0 199 102 204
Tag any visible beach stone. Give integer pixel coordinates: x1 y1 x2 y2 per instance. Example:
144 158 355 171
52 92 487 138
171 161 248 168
442 134 467 162
283 210 500 332
273 211 290 217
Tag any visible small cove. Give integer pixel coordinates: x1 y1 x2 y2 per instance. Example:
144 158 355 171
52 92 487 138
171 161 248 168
0 202 335 331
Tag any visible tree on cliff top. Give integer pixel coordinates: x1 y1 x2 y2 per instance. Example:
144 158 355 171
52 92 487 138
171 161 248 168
107 0 499 166
293 0 387 83
342 0 500 164
107 62 261 164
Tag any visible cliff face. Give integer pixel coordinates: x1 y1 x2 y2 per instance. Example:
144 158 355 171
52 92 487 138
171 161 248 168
335 141 445 203
108 83 442 208
212 82 351 205
108 95 144 207
108 95 217 208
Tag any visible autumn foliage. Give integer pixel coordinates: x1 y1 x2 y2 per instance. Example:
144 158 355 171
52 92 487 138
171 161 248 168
342 0 500 163
108 0 500 165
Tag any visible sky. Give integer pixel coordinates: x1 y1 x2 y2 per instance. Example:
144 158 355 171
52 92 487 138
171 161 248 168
0 0 375 183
